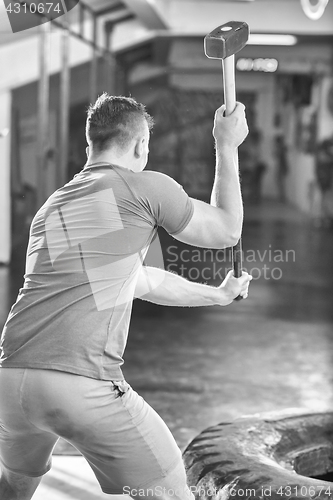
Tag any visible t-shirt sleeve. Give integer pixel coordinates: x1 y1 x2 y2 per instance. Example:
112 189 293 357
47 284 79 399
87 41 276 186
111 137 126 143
136 171 194 235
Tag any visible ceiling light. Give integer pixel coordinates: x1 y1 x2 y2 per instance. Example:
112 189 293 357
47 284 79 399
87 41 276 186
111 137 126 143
248 34 298 46
300 0 329 20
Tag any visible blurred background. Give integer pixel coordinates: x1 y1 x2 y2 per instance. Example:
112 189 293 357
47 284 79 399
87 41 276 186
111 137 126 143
1 1 333 498
0 0 332 266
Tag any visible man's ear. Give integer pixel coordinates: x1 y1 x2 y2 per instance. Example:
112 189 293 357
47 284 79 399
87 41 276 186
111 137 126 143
134 137 144 158
86 146 89 158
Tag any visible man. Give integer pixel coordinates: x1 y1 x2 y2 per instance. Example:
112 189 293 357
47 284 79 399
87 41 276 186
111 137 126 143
0 94 251 500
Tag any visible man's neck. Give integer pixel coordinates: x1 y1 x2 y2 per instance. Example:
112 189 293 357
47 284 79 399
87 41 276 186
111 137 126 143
86 153 132 170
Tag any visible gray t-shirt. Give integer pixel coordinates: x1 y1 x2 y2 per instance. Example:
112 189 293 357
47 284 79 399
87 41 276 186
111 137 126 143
0 164 194 380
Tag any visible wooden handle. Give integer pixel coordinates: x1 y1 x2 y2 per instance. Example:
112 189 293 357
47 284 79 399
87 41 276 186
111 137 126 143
222 55 236 115
232 240 242 279
222 56 243 285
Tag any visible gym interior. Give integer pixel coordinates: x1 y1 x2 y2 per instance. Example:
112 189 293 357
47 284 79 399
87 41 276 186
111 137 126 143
1 0 333 498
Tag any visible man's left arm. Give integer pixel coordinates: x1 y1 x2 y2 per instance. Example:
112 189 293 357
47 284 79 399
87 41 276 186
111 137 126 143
134 266 252 307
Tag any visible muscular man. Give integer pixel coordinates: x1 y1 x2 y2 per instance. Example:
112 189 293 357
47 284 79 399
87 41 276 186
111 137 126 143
0 94 251 500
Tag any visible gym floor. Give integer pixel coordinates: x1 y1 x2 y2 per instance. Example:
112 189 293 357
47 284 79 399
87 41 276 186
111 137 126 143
1 199 333 499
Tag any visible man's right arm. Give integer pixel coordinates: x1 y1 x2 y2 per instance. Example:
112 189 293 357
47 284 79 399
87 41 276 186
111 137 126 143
173 102 248 249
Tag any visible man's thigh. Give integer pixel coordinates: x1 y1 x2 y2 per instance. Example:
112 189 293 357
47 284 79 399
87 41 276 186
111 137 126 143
0 368 58 477
0 368 193 497
69 380 191 496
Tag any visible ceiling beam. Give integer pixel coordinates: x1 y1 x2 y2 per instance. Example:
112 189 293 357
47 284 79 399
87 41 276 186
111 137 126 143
121 0 168 30
91 3 127 18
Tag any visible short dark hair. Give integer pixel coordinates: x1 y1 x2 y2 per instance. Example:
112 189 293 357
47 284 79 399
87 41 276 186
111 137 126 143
86 93 154 153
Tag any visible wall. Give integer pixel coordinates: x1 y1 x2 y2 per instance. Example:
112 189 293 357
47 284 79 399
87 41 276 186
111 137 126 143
166 38 333 211
318 76 333 141
153 0 333 35
0 24 92 263
281 74 333 215
0 12 139 263
0 91 11 263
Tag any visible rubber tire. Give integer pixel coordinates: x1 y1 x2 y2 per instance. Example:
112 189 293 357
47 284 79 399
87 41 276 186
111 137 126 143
183 409 333 499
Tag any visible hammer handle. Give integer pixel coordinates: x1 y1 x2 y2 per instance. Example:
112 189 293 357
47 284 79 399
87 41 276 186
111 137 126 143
222 55 243 283
222 55 236 114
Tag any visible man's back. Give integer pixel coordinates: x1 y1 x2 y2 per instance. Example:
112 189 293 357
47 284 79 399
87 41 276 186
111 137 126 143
0 94 252 500
0 163 193 380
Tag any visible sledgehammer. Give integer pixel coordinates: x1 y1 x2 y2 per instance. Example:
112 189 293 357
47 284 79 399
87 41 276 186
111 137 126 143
204 21 249 296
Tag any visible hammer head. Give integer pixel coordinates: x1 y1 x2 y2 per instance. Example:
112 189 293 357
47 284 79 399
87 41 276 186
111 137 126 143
204 21 249 60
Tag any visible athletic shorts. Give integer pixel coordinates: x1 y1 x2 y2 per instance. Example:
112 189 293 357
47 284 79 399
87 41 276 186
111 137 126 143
0 368 194 499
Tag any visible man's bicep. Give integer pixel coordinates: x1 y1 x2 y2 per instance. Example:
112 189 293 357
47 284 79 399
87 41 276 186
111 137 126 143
173 198 237 249
137 172 237 248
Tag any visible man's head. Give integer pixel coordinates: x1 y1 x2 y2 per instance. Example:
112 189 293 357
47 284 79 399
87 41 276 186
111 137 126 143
86 93 154 171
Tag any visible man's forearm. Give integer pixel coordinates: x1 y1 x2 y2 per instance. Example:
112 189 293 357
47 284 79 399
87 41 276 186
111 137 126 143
211 145 243 240
135 267 232 307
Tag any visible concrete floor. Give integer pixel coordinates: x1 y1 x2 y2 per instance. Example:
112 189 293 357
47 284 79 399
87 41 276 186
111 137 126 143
127 200 333 449
1 199 333 499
